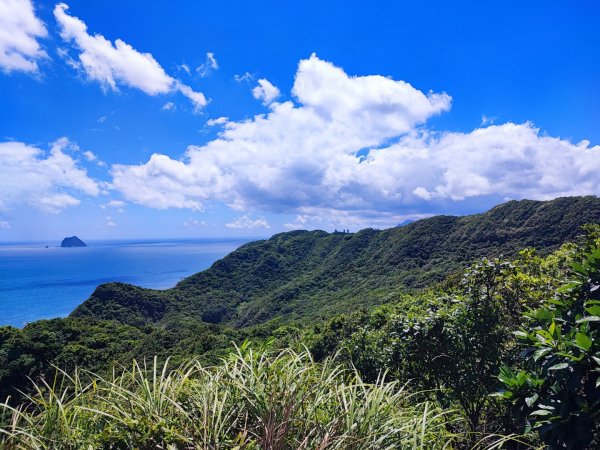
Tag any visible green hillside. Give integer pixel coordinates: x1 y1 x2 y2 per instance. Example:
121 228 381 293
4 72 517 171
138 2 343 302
73 196 600 327
1 196 599 448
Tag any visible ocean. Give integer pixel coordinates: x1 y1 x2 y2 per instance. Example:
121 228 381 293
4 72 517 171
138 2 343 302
0 238 250 328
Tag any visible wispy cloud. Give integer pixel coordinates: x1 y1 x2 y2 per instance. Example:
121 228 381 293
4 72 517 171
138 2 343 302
54 3 207 110
206 116 228 126
226 215 270 229
234 72 254 83
196 52 218 77
183 217 206 227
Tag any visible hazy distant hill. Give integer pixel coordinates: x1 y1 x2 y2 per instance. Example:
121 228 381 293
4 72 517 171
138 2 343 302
72 196 600 328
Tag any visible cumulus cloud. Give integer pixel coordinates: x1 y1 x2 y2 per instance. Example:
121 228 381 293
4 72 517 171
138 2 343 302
0 0 48 73
226 215 270 229
111 55 452 215
0 138 99 213
162 101 175 111
196 52 218 77
54 3 206 109
110 54 600 228
252 78 280 105
105 215 116 227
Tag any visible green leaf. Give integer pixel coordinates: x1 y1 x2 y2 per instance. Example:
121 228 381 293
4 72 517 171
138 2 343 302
558 282 580 293
525 393 539 408
533 347 552 361
548 362 569 371
575 332 592 351
531 409 553 416
572 262 586 275
536 330 553 341
577 316 600 324
585 305 600 316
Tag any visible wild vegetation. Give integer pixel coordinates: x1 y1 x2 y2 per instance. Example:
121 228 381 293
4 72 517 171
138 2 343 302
0 346 465 449
1 196 600 448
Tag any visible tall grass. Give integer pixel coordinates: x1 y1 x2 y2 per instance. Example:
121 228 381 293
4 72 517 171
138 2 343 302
0 346 461 449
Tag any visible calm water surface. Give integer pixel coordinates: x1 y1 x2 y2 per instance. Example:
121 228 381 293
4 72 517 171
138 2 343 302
0 238 250 327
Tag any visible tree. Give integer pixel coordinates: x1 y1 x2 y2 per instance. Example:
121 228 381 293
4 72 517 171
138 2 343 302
498 245 600 449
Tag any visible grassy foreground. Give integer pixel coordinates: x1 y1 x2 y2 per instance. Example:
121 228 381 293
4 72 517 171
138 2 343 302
0 346 530 450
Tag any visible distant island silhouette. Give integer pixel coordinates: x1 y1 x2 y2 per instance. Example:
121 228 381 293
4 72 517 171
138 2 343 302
61 236 87 247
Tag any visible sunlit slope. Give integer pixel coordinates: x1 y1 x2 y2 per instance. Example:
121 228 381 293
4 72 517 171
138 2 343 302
72 196 600 327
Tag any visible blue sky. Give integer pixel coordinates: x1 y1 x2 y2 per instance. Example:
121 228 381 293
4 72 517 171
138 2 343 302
0 0 599 241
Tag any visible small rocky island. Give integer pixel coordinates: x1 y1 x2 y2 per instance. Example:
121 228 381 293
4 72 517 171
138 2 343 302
61 236 87 247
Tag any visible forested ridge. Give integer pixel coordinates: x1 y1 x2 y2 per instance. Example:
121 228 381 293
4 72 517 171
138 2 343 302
1 196 600 448
73 195 600 327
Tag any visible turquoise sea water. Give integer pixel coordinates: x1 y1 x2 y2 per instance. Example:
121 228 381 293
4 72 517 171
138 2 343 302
0 238 249 328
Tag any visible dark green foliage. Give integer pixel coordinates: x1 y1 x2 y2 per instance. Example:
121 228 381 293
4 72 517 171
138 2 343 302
72 196 600 331
498 244 600 449
0 318 144 402
305 239 581 445
72 283 168 327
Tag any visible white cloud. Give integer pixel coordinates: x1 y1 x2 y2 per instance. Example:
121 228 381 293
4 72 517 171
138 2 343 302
106 200 125 208
162 101 175 111
82 150 96 161
284 208 430 232
0 0 48 73
105 215 116 227
0 138 99 213
183 217 206 227
481 114 496 126
196 52 218 77
206 116 228 126
283 215 308 230
0 220 10 230
54 3 206 109
234 72 254 83
82 149 106 167
97 115 107 123
412 186 432 200
178 63 191 75
111 55 452 216
175 81 207 111
99 200 125 213
252 78 280 105
110 55 600 229
225 215 270 229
